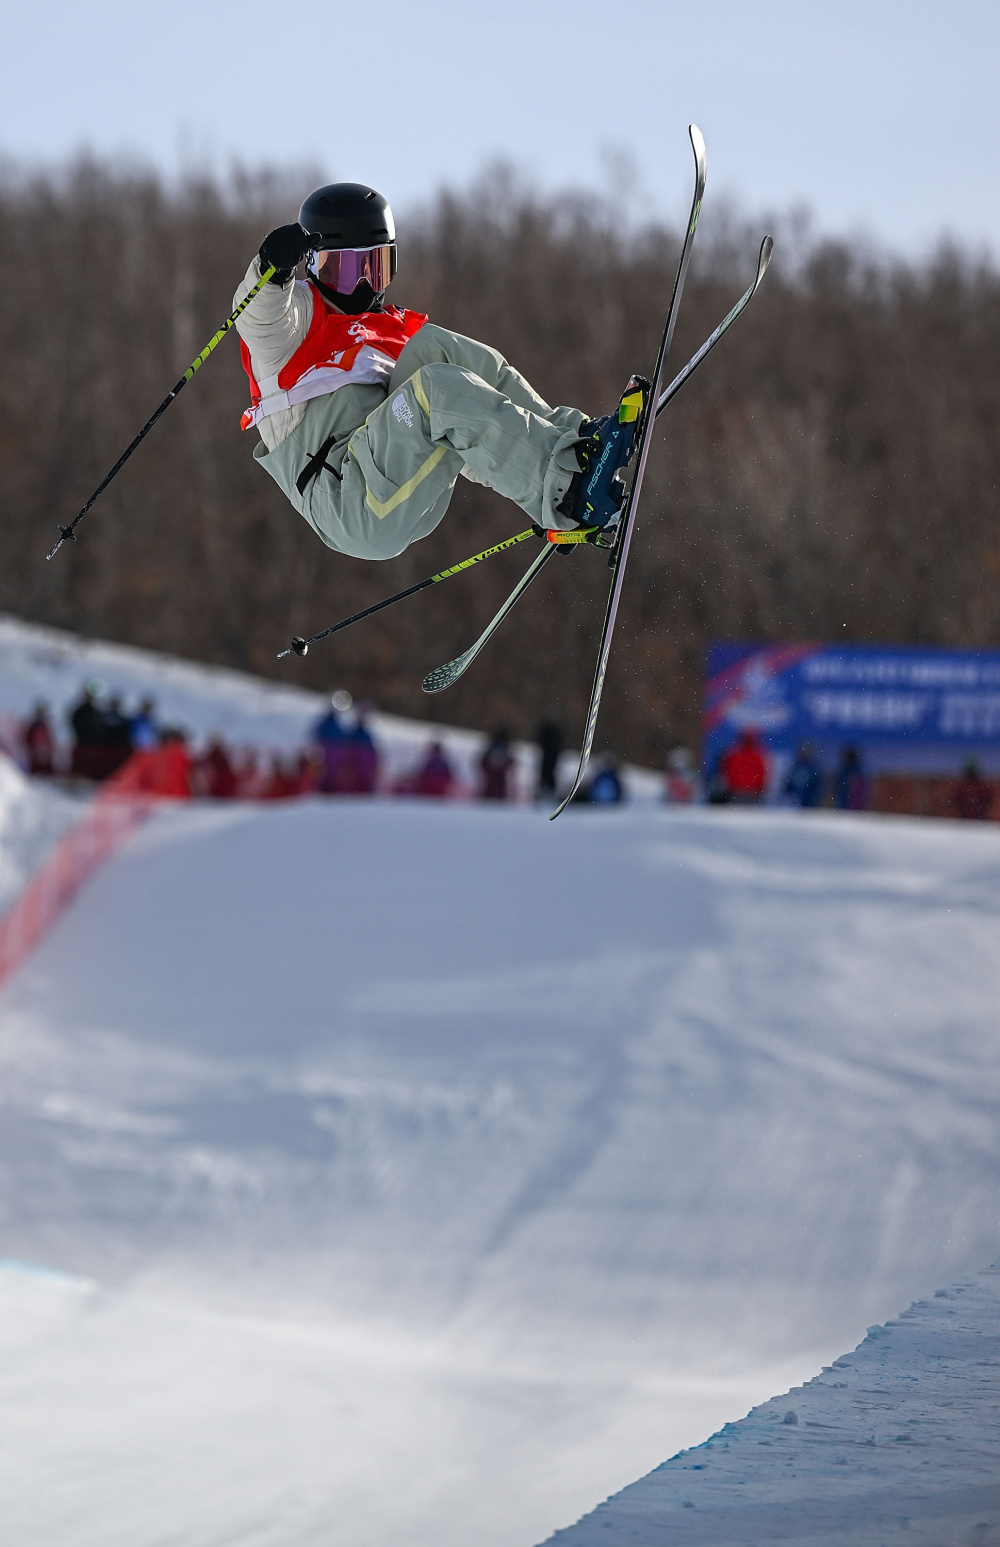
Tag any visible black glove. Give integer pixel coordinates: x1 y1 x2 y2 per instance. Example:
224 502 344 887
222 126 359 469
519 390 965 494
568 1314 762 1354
258 223 311 285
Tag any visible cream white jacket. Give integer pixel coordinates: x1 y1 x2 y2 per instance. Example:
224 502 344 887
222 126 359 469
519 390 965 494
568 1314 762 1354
234 257 312 451
234 256 489 482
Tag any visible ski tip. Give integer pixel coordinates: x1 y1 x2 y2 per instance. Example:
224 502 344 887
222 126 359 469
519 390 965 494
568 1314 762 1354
758 235 774 279
688 123 707 170
549 765 588 819
422 659 463 694
549 785 576 821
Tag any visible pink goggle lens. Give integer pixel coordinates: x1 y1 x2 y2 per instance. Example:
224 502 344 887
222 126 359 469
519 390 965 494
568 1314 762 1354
306 244 396 296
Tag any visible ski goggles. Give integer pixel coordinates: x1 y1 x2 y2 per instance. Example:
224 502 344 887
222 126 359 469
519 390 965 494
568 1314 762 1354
305 243 397 296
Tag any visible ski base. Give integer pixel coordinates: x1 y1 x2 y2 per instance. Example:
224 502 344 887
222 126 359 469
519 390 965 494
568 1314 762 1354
422 544 556 694
551 123 708 819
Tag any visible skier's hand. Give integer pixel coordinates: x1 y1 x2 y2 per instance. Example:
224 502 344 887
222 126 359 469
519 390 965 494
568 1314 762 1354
259 224 311 285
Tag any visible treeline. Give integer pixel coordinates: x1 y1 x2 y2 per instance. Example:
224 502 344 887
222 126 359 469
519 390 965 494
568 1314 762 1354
1 159 998 766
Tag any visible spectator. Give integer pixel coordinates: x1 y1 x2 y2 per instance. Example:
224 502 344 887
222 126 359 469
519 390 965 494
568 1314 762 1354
536 720 564 800
155 729 193 797
200 736 238 799
235 748 264 799
339 705 379 795
294 749 321 795
313 697 355 793
68 681 108 781
784 743 822 808
102 694 134 778
23 701 55 776
481 727 514 800
130 697 159 751
953 760 993 821
127 728 192 798
706 751 731 805
263 755 299 799
664 746 698 804
313 698 344 745
412 741 453 798
720 729 768 805
589 754 624 805
835 745 869 812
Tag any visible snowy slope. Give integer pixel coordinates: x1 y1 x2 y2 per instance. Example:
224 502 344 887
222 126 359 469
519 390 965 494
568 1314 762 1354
547 1262 1000 1544
0 612 660 799
0 752 82 913
0 803 999 1545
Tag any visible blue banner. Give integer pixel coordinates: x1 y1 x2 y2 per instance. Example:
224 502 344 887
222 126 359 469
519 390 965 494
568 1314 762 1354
704 643 1000 783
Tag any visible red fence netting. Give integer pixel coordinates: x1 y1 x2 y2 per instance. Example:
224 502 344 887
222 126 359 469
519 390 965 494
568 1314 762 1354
0 748 185 991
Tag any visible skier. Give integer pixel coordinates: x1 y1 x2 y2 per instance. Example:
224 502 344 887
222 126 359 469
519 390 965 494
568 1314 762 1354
235 183 646 563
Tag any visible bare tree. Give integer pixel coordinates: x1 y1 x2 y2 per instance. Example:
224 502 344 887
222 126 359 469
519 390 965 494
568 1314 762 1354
2 161 998 764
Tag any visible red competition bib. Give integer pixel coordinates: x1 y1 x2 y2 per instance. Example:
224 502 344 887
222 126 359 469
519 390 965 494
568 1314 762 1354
241 281 426 430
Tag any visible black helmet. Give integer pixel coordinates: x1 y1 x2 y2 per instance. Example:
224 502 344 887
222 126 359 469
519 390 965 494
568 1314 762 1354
298 182 397 314
298 182 395 248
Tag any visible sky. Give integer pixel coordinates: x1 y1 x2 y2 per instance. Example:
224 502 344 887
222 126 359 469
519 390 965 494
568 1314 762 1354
1 0 998 257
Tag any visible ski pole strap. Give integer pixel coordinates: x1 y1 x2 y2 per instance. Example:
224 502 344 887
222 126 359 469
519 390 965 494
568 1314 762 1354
296 431 343 496
47 264 277 560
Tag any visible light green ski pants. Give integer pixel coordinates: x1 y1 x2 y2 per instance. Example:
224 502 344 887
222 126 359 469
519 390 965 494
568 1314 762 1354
252 323 586 561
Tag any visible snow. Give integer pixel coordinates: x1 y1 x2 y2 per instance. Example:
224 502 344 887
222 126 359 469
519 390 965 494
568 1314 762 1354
0 791 999 1544
547 1262 1000 1543
0 751 82 914
0 611 661 800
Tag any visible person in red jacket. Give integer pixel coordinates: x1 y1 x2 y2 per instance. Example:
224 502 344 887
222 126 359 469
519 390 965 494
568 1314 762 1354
145 729 193 798
113 729 193 798
199 736 238 799
720 730 768 804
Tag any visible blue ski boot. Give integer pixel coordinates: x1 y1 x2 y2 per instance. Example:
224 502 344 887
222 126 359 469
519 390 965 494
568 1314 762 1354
564 375 649 533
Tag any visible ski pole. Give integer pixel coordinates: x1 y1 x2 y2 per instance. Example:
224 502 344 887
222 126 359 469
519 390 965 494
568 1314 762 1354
281 233 775 663
46 264 278 561
277 526 540 658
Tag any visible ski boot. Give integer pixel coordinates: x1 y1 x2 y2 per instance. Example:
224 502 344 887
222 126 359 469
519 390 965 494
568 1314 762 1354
563 375 650 537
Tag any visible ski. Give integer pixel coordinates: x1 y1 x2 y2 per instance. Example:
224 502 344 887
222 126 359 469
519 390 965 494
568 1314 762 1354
279 525 540 659
418 233 769 698
549 124 708 819
418 142 774 726
655 234 772 421
422 542 557 693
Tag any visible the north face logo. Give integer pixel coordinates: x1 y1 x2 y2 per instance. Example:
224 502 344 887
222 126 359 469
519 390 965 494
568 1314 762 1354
391 392 414 427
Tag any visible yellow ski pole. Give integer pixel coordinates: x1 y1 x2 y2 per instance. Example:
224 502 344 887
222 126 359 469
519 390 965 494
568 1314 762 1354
278 526 541 658
46 264 277 560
